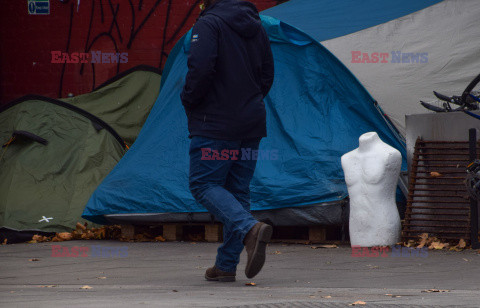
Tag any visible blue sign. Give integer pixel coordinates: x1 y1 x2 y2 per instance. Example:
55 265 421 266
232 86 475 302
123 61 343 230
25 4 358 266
28 0 50 15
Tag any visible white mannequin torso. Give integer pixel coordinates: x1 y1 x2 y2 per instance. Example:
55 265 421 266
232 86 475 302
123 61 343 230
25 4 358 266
341 132 402 247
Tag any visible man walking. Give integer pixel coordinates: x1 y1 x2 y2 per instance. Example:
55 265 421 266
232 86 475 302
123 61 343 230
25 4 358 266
180 0 274 282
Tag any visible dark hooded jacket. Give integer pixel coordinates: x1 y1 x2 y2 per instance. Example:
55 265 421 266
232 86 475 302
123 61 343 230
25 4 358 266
180 0 274 140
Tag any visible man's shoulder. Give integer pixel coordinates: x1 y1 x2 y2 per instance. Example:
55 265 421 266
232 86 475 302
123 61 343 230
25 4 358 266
196 13 221 30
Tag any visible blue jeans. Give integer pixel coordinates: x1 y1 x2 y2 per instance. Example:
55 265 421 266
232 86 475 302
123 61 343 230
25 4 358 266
189 136 261 272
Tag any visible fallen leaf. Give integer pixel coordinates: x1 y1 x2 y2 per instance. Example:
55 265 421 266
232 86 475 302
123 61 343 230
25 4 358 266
422 289 449 293
311 244 338 249
245 282 256 286
136 233 155 242
349 300 366 306
80 285 92 290
32 235 47 243
323 295 332 298
273 250 282 254
28 258 40 262
28 234 47 244
450 239 467 251
430 172 442 177
38 285 57 288
429 241 448 250
405 239 416 247
57 232 73 241
425 236 439 247
463 258 469 262
94 229 106 240
2 239 7 245
84 231 95 240
309 295 316 298
385 294 393 296
76 222 87 231
417 233 429 248
155 235 166 242
96 277 107 279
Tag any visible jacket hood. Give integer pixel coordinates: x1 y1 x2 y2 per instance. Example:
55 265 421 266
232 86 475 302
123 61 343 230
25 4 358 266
203 0 261 38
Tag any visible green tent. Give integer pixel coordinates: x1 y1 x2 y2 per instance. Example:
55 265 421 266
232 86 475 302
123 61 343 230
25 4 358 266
62 66 162 146
0 66 161 237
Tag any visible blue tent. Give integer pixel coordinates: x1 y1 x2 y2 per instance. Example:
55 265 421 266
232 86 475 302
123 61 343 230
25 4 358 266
82 15 406 226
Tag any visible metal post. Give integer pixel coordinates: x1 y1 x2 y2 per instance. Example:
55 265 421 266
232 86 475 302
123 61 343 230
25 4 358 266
469 128 480 249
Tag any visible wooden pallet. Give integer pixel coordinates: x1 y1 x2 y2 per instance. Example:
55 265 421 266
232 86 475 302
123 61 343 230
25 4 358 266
121 223 223 242
120 224 330 243
402 139 479 243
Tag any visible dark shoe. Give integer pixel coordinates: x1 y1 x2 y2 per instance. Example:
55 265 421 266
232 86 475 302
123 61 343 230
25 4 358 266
243 222 273 279
205 266 236 282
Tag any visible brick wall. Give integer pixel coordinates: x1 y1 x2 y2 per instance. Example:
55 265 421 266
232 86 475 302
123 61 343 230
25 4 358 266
0 0 285 104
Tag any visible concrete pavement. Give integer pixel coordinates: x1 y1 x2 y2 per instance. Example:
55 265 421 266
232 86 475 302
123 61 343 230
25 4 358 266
1 240 479 307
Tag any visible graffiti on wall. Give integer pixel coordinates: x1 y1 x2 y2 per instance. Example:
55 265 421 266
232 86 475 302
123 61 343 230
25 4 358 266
0 0 287 102
57 0 205 96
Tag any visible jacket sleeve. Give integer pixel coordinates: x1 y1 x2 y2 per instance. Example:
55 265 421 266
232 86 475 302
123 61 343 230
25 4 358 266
261 29 274 98
180 18 218 113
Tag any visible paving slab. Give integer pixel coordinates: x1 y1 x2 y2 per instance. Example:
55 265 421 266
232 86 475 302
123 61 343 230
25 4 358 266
0 241 479 307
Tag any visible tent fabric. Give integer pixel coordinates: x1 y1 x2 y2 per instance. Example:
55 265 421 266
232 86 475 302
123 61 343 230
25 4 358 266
82 15 407 225
264 0 480 135
262 0 442 42
105 199 347 227
0 66 161 234
0 96 126 233
62 65 162 146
